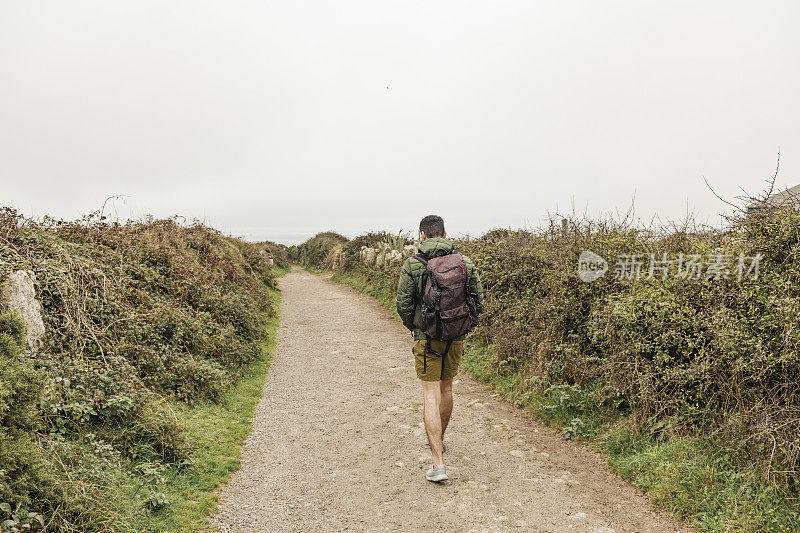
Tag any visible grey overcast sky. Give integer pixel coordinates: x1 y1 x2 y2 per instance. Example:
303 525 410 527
1 1 799 244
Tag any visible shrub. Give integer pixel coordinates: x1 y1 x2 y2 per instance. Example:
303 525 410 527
290 231 348 268
0 313 51 511
0 208 280 530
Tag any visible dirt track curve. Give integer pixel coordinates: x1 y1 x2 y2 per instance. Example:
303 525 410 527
212 267 692 532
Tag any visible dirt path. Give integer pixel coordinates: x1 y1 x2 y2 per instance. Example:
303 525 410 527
212 267 692 532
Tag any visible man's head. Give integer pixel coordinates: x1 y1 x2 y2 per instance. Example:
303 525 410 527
419 215 446 241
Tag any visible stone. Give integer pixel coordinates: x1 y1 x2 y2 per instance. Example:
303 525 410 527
259 249 274 267
331 251 343 270
0 270 46 354
362 248 377 266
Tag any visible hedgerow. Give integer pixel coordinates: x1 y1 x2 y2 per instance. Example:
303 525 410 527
287 231 348 269
296 204 800 529
0 208 286 531
458 212 800 480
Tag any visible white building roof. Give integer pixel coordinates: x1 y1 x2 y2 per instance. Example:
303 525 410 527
766 183 800 206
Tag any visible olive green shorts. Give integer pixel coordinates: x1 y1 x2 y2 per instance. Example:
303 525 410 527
413 339 464 381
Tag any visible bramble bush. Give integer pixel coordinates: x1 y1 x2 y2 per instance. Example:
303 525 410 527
0 208 287 531
458 210 800 486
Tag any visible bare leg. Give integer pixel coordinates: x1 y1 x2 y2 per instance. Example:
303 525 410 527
422 380 444 467
439 379 454 442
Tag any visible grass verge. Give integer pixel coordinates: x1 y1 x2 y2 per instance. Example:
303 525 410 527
329 271 400 319
127 283 283 532
300 265 327 275
323 269 799 532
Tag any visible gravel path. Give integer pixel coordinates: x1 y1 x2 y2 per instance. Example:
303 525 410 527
211 267 692 532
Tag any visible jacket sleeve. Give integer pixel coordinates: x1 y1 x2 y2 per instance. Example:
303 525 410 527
466 259 485 316
396 259 416 331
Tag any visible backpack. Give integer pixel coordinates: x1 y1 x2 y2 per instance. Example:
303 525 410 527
415 251 479 373
414 251 478 374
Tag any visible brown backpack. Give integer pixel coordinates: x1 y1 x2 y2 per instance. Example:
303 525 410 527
415 251 479 372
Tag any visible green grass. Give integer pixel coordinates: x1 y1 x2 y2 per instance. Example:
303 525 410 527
462 338 800 532
329 271 400 318
124 285 283 532
607 434 800 531
318 268 800 532
272 265 291 277
300 264 327 275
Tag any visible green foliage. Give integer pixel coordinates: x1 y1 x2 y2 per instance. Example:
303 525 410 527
379 230 409 251
456 212 800 483
135 462 169 513
129 290 281 531
1 501 45 533
288 231 348 268
0 313 51 519
562 417 587 440
292 231 412 273
253 240 290 270
0 207 281 531
606 433 800 531
344 232 393 254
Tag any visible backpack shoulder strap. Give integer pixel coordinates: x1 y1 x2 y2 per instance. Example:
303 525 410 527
414 252 428 266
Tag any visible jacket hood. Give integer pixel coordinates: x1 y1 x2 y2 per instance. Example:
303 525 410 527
419 237 454 258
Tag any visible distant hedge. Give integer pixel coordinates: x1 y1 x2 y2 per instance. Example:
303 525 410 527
288 231 348 268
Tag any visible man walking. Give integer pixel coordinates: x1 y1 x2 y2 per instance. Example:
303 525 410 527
396 215 484 482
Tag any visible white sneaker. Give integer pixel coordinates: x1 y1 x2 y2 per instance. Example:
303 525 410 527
426 465 448 482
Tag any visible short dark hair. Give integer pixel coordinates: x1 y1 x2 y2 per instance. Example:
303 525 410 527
419 215 445 238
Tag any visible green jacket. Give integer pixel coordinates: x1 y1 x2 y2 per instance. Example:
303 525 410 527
396 237 484 340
